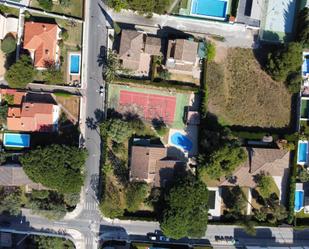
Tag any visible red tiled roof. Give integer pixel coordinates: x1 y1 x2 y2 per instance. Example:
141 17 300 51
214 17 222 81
23 22 58 68
7 102 55 132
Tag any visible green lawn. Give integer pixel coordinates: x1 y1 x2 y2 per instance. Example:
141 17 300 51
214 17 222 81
295 209 309 218
30 0 83 18
0 5 19 17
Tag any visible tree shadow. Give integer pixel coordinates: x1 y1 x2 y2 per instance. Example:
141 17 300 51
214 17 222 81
85 117 97 130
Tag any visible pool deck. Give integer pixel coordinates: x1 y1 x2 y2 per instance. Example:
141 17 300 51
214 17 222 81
67 52 81 86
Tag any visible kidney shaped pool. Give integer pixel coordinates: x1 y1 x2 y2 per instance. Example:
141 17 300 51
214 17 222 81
171 132 193 151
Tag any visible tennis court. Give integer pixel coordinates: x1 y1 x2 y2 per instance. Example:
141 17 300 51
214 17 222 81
119 90 176 124
108 84 191 129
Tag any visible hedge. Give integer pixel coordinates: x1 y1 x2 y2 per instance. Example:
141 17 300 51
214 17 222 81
287 148 297 224
114 77 199 92
200 59 208 119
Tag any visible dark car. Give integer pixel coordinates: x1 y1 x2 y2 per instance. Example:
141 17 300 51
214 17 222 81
0 221 11 227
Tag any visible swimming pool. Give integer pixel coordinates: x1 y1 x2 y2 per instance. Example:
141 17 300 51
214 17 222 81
191 0 228 18
171 132 193 151
69 54 81 75
298 141 308 164
3 133 30 148
295 190 304 212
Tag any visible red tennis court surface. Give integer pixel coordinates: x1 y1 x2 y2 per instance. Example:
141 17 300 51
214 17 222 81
119 90 176 124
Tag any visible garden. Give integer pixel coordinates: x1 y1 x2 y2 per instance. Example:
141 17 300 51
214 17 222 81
30 0 83 18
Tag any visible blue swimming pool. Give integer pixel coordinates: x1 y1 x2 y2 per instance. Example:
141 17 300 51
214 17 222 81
298 141 308 164
171 132 193 151
70 54 80 75
191 0 227 18
3 133 30 148
295 190 304 212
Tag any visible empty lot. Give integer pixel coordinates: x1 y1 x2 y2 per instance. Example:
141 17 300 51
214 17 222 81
207 47 291 128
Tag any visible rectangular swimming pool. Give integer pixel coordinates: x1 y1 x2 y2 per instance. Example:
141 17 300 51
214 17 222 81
3 133 30 148
191 0 228 18
295 190 304 212
298 141 308 164
69 54 81 75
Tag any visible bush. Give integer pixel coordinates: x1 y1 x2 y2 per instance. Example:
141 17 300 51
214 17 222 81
256 173 274 198
5 55 35 88
126 182 148 212
60 29 69 41
295 7 309 48
38 0 53 11
230 0 239 17
1 35 16 54
287 150 297 224
266 42 303 82
206 42 216 62
286 72 302 93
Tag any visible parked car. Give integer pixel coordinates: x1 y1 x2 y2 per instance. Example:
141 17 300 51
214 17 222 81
159 236 170 242
147 233 157 241
0 221 11 227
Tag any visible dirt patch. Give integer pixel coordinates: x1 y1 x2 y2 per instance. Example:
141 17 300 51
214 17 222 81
54 95 80 122
207 48 291 128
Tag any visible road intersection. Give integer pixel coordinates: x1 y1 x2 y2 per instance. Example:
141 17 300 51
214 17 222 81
1 0 309 249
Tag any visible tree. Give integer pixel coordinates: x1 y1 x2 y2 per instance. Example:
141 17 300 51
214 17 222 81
126 182 148 212
286 72 302 93
206 42 216 62
1 35 16 54
103 49 126 83
253 208 267 222
266 42 303 82
242 219 256 236
268 203 288 224
160 176 209 239
0 187 21 215
256 173 274 198
104 119 134 143
38 0 53 11
33 235 74 249
0 102 8 122
60 0 71 7
200 142 247 179
296 7 309 48
106 0 127 12
42 62 63 84
299 169 309 183
63 192 80 207
20 145 87 193
158 69 171 80
5 55 35 88
224 186 247 219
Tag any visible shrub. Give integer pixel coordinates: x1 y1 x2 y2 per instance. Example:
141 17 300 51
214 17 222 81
1 35 16 54
38 0 53 11
256 173 274 198
60 29 69 41
5 55 35 88
295 7 309 48
266 42 303 82
125 182 148 212
286 72 302 93
206 42 216 62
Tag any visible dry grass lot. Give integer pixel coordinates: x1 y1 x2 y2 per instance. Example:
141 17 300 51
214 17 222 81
54 95 80 122
207 48 291 128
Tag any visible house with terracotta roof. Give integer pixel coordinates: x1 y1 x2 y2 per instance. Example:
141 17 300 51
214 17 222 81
165 39 201 79
23 21 60 69
6 92 60 132
118 30 163 76
208 147 290 219
130 144 184 188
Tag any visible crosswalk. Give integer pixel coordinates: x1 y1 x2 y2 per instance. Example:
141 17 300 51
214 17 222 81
84 201 97 211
